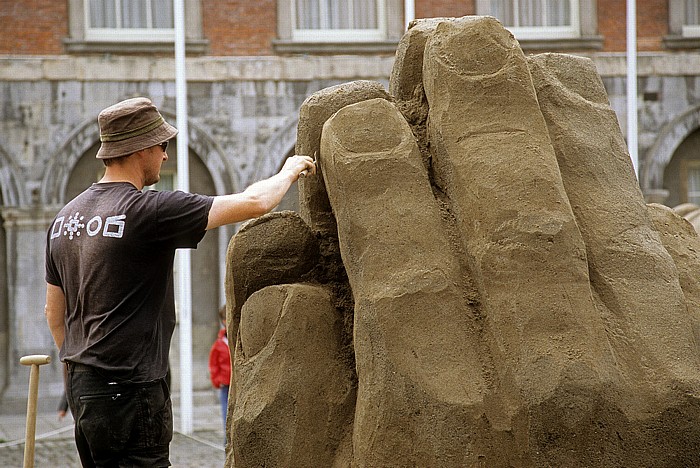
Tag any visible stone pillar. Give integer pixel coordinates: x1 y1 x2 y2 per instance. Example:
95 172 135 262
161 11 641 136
1 206 65 411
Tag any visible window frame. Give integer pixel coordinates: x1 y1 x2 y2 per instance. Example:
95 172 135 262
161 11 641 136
84 0 175 43
476 0 580 40
290 0 387 43
475 0 601 50
682 25 700 37
274 0 403 54
65 0 208 54
681 0 700 37
666 0 700 48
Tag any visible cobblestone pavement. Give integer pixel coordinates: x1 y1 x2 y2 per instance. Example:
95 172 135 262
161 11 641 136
0 391 226 467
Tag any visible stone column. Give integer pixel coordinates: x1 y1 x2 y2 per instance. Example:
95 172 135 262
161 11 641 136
1 206 64 411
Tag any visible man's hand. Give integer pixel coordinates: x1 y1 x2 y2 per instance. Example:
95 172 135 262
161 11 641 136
283 154 316 179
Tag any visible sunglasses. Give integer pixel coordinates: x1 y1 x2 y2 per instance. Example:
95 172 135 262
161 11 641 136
160 141 169 151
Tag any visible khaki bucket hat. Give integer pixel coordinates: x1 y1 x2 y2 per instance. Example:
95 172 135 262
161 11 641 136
96 97 178 159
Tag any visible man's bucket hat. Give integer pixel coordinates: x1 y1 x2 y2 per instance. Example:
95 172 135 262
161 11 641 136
96 97 178 159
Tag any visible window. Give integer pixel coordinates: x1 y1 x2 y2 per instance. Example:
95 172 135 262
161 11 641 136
85 0 174 42
682 0 700 37
275 0 403 53
475 0 600 49
687 166 700 204
679 160 700 204
292 0 385 42
477 0 578 39
65 0 207 54
667 0 700 47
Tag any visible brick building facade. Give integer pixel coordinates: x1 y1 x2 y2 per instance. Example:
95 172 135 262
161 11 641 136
0 0 699 408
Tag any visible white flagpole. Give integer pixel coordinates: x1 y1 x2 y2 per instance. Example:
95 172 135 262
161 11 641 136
627 0 639 177
404 0 415 30
174 0 193 435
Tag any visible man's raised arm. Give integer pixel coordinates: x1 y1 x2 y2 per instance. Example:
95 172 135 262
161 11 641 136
206 155 315 230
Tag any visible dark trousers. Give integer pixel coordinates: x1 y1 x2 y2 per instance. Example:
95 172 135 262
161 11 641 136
66 362 173 467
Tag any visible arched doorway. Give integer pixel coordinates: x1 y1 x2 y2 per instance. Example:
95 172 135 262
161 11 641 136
642 104 700 205
261 117 300 212
662 128 700 208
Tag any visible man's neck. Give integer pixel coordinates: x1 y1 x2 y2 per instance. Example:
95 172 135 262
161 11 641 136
99 162 145 190
97 170 143 190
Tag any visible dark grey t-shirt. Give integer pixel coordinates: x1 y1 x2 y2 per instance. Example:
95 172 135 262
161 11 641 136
45 182 214 383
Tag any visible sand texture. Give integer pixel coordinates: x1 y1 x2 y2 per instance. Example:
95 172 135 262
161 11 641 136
224 16 700 468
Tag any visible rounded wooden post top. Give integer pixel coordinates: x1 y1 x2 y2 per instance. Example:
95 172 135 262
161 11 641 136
20 355 52 366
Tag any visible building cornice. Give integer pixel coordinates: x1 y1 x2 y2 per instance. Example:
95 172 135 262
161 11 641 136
0 55 396 82
1 53 700 82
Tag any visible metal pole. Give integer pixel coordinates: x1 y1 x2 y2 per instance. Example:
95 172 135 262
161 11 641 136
626 0 639 177
174 0 193 435
404 0 415 30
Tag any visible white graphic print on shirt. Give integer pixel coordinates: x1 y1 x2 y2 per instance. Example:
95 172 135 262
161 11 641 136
50 212 127 240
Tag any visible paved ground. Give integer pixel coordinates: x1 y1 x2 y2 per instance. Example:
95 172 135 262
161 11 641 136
0 391 226 467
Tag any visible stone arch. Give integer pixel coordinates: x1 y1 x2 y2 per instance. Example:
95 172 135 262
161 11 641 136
41 108 237 205
41 116 98 205
181 112 238 196
642 104 700 192
0 143 26 207
253 116 299 181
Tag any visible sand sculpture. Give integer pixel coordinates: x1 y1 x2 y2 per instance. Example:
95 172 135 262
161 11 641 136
223 16 700 467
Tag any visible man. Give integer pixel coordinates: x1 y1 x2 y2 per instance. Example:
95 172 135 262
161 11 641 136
44 97 315 467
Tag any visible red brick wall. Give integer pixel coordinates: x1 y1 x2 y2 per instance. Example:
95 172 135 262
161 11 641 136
0 0 66 54
598 0 626 51
202 0 277 56
0 1 678 57
598 0 668 52
637 0 668 51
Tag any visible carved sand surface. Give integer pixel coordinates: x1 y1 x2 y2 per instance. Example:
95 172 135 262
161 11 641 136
224 16 700 467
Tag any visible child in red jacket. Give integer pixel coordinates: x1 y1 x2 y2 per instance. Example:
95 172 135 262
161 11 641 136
209 306 231 429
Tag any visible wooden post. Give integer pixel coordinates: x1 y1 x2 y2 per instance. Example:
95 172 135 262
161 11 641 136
20 354 51 468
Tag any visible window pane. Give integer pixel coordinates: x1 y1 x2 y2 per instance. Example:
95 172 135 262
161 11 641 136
488 0 515 26
687 0 700 25
297 0 377 29
688 167 700 204
89 0 117 28
355 0 378 28
296 0 319 29
328 0 348 29
545 0 570 26
519 0 534 26
122 0 148 28
487 0 572 27
152 0 174 28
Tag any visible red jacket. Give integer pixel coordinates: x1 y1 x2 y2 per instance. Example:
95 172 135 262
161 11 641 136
208 328 231 388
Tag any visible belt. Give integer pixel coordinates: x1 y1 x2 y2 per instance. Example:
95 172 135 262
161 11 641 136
66 361 93 372
66 361 164 388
